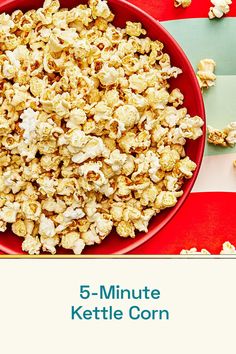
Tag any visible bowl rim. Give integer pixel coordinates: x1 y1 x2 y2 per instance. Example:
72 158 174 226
0 0 206 255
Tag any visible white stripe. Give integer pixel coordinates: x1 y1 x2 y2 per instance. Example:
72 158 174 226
192 153 236 193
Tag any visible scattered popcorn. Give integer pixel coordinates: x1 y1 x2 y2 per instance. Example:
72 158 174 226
181 242 236 255
196 59 216 89
0 0 204 255
180 248 211 255
220 241 236 254
208 0 232 19
207 123 236 147
174 0 192 8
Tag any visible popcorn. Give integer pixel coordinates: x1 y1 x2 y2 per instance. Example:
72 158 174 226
181 242 236 255
176 157 196 178
19 108 39 143
129 74 148 93
207 126 227 146
114 105 140 129
116 221 135 238
155 191 179 210
174 0 192 8
179 115 204 140
0 0 203 255
81 228 101 245
160 149 180 172
41 235 59 254
21 201 41 221
180 248 210 255
66 109 87 128
39 214 56 238
220 241 236 255
61 231 85 254
168 88 184 107
125 21 146 37
0 202 20 223
97 64 119 86
207 122 236 147
104 149 127 173
0 14 14 33
208 0 232 19
22 236 41 255
196 59 216 89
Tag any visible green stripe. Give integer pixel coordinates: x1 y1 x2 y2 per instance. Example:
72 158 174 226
162 18 236 156
162 18 236 75
204 75 236 156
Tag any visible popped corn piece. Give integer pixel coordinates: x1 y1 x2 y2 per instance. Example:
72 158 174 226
22 236 41 255
97 64 119 86
116 221 135 238
165 175 179 192
30 77 46 97
133 209 155 233
12 220 27 237
0 202 20 223
176 157 196 178
123 205 141 222
220 241 236 254
19 108 39 143
174 0 192 8
207 126 228 146
179 115 204 140
104 149 127 173
160 149 180 172
39 214 56 238
154 191 178 210
66 109 87 128
129 74 148 93
0 221 7 232
122 155 135 176
233 160 236 168
41 235 59 254
0 13 14 33
168 88 184 107
21 201 41 221
146 87 169 110
56 178 75 196
224 122 236 146
106 119 126 139
208 0 232 19
110 203 124 222
196 59 216 89
81 228 101 245
207 122 236 147
37 176 57 197
63 206 85 221
61 231 85 254
140 184 158 206
72 137 108 164
114 105 140 129
73 239 86 255
125 21 146 37
93 213 113 238
79 162 107 188
180 248 211 255
89 0 112 19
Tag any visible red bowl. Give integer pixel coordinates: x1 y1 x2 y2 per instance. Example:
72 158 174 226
0 0 205 255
